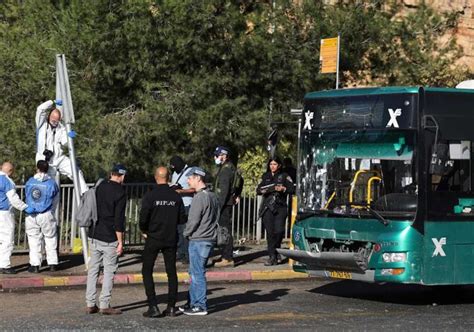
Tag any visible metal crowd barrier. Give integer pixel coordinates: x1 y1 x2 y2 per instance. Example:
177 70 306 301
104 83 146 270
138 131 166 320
13 183 292 253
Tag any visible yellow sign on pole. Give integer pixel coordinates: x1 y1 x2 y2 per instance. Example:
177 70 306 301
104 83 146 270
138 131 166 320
320 37 339 73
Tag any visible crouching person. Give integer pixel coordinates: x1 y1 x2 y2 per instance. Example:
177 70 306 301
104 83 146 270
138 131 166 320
24 160 59 273
85 164 127 315
180 167 219 316
140 166 186 318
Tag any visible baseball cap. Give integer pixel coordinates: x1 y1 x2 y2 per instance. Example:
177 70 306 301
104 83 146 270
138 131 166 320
214 146 230 156
111 164 127 175
185 166 206 177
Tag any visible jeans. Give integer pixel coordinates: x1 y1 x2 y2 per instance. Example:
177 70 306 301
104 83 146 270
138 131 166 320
188 240 214 310
142 238 177 307
85 239 119 309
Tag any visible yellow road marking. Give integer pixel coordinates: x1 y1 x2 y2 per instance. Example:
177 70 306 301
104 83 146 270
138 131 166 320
44 277 68 287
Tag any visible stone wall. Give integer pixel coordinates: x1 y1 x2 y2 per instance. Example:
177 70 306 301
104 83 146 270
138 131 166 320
403 0 473 70
322 0 473 71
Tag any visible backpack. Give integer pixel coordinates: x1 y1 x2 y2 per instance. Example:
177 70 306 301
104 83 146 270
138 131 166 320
76 178 104 228
231 168 244 197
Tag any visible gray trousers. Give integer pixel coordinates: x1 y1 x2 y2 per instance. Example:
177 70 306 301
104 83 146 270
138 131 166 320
85 239 119 309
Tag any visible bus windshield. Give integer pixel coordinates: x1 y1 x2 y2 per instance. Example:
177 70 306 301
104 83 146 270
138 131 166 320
299 129 417 218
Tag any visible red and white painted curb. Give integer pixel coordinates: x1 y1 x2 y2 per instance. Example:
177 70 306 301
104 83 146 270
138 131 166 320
0 270 309 290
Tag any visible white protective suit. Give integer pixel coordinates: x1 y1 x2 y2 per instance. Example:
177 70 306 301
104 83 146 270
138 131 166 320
0 171 27 269
25 172 59 267
36 100 88 195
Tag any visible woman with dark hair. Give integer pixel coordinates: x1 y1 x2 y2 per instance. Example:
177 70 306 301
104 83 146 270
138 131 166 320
257 157 295 266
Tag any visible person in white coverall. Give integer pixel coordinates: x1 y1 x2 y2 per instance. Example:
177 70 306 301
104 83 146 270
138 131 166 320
24 160 60 273
36 99 88 195
0 162 28 274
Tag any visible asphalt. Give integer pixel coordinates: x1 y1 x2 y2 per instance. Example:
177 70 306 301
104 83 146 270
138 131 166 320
0 244 309 290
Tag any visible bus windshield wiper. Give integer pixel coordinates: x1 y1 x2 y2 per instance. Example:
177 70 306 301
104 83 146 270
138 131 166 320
366 206 390 226
297 209 329 220
332 201 390 226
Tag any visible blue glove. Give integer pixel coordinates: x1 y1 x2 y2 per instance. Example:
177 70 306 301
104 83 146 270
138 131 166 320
54 99 63 106
24 206 35 214
68 130 77 138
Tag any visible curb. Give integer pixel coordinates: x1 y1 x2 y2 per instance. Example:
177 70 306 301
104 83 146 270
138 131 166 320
0 269 309 290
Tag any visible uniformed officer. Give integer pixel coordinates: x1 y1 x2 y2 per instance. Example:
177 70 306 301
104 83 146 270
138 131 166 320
257 157 295 266
212 146 236 267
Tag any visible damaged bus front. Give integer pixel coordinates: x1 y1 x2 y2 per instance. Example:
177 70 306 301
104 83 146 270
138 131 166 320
279 86 474 285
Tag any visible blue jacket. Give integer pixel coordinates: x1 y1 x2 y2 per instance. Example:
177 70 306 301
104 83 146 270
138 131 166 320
25 173 59 214
0 173 15 211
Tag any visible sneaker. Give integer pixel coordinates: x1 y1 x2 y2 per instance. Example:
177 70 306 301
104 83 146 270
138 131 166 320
178 303 191 312
49 265 58 272
214 258 234 268
27 265 40 273
183 306 208 316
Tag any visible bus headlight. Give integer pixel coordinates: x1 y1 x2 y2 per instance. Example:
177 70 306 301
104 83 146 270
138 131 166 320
382 252 407 263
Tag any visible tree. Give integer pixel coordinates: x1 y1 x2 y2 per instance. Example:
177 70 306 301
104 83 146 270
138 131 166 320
0 0 468 185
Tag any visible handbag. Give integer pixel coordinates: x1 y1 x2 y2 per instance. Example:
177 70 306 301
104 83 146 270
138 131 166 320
217 224 230 246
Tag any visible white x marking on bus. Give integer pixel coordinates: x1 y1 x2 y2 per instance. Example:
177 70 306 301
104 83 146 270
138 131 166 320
432 237 446 257
304 111 314 130
386 108 402 128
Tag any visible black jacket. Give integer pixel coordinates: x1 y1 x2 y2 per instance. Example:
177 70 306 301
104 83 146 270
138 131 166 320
213 161 236 209
90 180 127 243
139 184 186 247
257 170 295 208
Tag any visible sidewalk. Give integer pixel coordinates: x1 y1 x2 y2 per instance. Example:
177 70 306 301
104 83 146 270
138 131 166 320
0 245 309 290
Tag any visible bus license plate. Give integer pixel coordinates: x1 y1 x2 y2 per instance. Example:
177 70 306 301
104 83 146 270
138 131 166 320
329 271 352 279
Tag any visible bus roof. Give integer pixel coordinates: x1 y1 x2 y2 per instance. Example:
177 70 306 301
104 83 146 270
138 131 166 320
304 86 474 99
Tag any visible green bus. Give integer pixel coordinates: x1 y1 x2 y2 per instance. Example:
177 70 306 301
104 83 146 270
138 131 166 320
279 86 474 285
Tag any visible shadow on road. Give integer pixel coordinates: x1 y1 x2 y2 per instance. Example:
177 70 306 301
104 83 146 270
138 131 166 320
207 288 290 314
117 287 228 313
116 286 289 314
310 280 474 305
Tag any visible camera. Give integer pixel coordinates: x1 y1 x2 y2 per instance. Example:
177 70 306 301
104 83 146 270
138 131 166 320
43 149 54 162
170 183 183 190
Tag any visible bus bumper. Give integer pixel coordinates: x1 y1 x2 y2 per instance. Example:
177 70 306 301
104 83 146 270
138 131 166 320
278 248 375 282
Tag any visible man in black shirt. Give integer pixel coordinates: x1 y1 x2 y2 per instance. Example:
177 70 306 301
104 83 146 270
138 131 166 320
85 164 127 315
140 166 186 318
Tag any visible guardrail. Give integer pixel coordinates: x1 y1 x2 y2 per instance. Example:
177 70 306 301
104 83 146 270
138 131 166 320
13 183 292 253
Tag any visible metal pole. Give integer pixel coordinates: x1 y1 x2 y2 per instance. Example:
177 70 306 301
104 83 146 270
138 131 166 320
56 54 89 269
336 34 340 90
296 118 302 200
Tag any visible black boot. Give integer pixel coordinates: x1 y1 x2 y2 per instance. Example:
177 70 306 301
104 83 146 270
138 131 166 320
163 306 178 317
143 305 161 318
264 257 277 266
27 265 40 273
